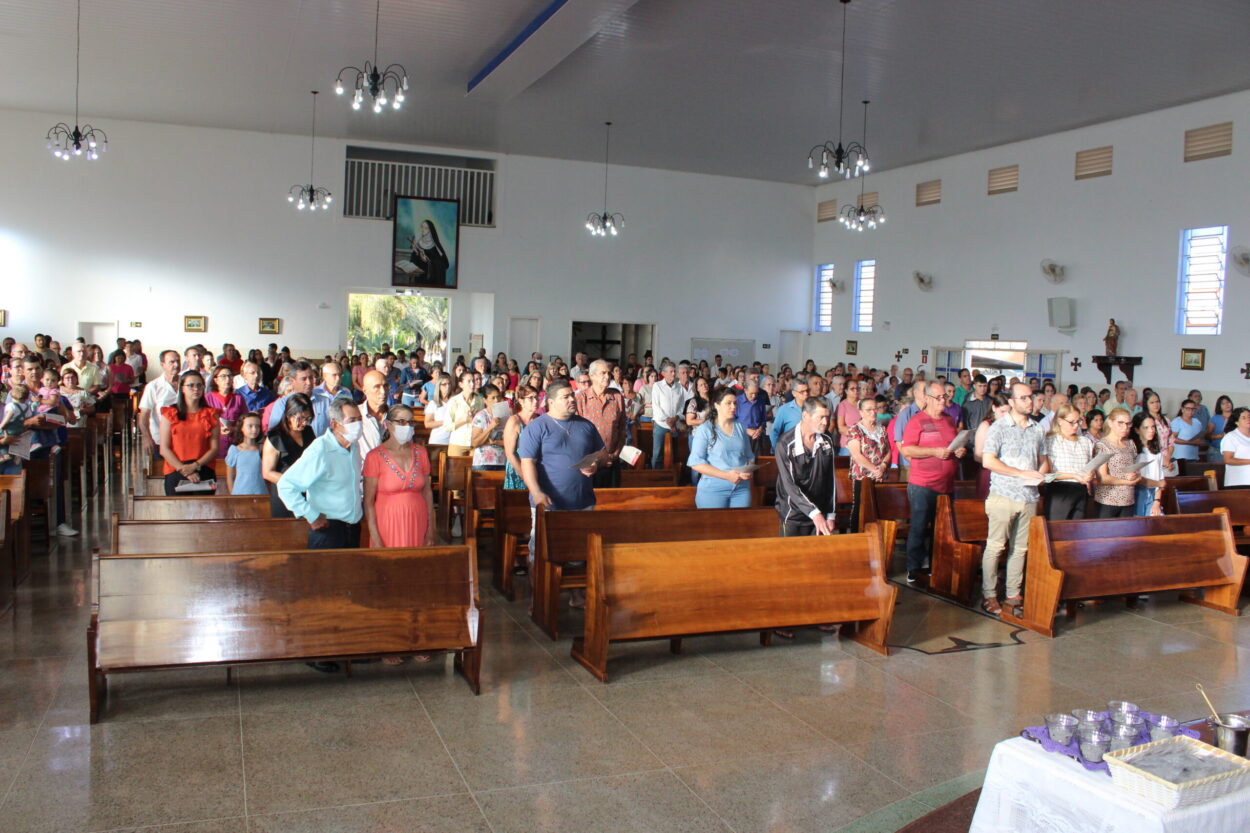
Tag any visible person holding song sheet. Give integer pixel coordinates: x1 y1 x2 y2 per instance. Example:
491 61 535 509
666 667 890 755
1042 403 1096 520
1130 412 1167 516
900 381 966 585
688 387 755 508
158 371 220 496
979 382 1049 616
1094 407 1141 518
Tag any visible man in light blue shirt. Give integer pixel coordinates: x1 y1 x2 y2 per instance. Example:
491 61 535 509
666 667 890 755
893 381 927 469
278 398 364 549
267 361 330 436
310 361 353 436
770 376 809 449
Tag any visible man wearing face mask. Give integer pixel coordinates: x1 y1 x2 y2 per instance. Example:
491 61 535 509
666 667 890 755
278 398 365 552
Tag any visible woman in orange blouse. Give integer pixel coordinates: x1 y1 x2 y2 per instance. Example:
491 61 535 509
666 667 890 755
159 371 221 495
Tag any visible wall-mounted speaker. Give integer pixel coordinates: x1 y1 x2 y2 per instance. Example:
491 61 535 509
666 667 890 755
1047 297 1075 331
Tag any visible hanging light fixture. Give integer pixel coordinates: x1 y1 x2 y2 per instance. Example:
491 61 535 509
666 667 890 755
288 91 333 212
840 101 885 231
335 0 408 113
45 0 108 161
806 0 869 180
585 122 625 237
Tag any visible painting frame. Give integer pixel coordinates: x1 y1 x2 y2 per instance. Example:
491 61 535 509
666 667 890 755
0 309 6 327
1180 348 1206 371
258 318 281 336
391 194 460 289
845 339 858 356
184 315 207 333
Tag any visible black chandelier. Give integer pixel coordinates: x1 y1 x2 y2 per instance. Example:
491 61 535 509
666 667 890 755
839 101 886 231
288 91 333 212
585 122 625 237
807 0 869 180
335 0 408 112
46 0 108 161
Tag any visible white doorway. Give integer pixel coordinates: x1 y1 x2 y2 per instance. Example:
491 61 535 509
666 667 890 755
779 329 804 371
78 321 117 349
509 317 540 362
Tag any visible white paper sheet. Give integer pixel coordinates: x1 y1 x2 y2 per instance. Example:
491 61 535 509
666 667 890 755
173 480 217 493
491 402 512 421
618 445 643 467
571 451 603 471
947 429 971 451
1083 452 1113 473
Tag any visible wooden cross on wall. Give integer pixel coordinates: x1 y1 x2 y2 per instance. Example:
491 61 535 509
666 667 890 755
895 351 904 363
1242 362 1250 380
1070 358 1082 372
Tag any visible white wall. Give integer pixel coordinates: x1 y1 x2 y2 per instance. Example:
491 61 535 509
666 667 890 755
0 107 812 370
811 90 1250 408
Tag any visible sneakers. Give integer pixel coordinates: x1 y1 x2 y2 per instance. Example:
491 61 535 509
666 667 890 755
906 570 921 584
55 523 79 537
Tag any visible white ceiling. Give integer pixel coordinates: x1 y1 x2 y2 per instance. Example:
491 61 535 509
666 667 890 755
4 0 1250 184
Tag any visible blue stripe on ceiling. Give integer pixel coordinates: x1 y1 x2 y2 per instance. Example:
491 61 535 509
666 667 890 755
467 0 570 94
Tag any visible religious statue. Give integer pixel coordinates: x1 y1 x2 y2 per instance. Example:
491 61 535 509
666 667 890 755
1103 318 1120 356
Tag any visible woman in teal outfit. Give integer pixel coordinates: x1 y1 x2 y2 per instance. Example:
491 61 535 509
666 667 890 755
688 387 754 508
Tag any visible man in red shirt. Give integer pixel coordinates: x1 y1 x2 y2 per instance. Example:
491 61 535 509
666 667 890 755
901 380 967 584
574 359 626 487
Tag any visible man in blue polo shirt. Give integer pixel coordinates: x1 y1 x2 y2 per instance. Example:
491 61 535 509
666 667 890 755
518 380 604 512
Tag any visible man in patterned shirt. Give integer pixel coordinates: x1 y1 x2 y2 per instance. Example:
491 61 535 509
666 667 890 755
980 382 1050 616
573 359 626 487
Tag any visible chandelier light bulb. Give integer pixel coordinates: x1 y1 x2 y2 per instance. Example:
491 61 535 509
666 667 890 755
335 80 344 95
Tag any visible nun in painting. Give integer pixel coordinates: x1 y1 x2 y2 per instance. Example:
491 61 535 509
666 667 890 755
408 220 450 286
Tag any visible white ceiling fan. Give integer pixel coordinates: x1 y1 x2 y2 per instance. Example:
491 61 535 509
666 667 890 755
1040 259 1066 283
1230 246 1250 277
913 271 934 292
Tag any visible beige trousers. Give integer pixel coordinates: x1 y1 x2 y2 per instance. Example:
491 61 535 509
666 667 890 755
982 493 1035 600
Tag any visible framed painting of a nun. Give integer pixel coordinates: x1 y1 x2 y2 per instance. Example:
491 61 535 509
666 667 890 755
392 195 459 289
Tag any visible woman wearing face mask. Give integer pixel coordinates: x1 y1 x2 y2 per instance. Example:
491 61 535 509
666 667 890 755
363 404 436 549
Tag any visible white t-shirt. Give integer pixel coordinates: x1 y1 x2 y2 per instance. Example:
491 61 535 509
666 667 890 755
1220 430 1250 487
138 375 178 441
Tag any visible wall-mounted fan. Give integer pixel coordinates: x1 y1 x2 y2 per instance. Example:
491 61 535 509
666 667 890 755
1040 259 1066 283
913 271 934 292
1230 246 1250 277
827 278 846 294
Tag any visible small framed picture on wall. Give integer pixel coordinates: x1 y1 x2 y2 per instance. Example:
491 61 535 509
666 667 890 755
1180 348 1205 371
184 315 207 333
845 340 858 356
259 318 281 335
0 309 7 327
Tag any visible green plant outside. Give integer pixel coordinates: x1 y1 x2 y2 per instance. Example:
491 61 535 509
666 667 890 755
347 293 448 363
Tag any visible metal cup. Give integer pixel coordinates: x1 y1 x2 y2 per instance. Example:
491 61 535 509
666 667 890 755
1148 715 1180 742
1045 713 1078 745
1080 729 1112 762
1212 714 1250 758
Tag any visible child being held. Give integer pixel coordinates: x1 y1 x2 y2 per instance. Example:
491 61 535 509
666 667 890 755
0 384 35 464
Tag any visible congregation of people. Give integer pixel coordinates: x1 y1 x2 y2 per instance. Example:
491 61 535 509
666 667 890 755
5 332 1250 626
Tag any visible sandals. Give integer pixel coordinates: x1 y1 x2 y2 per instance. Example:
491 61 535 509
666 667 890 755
981 597 1003 617
773 629 795 639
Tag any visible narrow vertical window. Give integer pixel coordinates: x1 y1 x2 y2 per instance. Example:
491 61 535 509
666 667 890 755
1176 226 1228 335
852 259 876 333
813 264 834 332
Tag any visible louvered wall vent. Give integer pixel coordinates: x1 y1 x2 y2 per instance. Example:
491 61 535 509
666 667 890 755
343 146 496 226
1075 146 1113 180
857 191 879 209
915 179 941 206
817 199 838 222
1184 122 1233 163
987 165 1019 195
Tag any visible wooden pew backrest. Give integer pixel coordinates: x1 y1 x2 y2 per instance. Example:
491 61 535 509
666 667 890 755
109 515 309 555
592 486 697 511
129 495 271 521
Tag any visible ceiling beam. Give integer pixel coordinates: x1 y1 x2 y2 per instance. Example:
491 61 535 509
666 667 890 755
466 0 643 99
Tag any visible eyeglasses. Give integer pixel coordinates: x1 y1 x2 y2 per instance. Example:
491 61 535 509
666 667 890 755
389 419 413 426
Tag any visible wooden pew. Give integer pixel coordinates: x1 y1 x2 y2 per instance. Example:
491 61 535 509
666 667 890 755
571 524 898 681
533 493 740 640
1165 489 1250 549
493 487 532 600
752 455 778 508
465 468 505 543
426 443 447 494
88 542 482 722
930 495 994 605
437 453 472 539
1001 511 1247 637
23 452 58 541
858 480 980 544
619 468 677 488
1180 459 1225 489
0 492 13 616
126 493 271 521
108 514 308 555
0 473 29 587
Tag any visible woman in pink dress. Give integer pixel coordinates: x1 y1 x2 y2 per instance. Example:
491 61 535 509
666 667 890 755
363 404 435 549
204 365 247 458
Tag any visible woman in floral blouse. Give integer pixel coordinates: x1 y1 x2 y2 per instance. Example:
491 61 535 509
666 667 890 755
846 397 889 532
1094 407 1141 517
470 384 508 470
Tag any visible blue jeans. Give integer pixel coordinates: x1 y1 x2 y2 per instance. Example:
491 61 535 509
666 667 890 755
906 483 940 572
695 479 751 509
307 519 360 550
1134 485 1157 516
652 424 670 468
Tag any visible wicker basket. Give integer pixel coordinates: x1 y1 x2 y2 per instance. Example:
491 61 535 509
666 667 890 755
1104 735 1250 809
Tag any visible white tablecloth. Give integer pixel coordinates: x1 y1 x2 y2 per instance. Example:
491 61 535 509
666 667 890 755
969 737 1250 833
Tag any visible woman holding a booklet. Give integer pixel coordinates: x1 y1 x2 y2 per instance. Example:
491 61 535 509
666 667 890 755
687 387 754 509
1130 412 1167 516
470 384 509 471
158 370 220 495
1042 403 1097 520
1092 407 1141 518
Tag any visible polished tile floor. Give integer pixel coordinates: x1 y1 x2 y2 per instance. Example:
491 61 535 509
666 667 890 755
1 483 1248 832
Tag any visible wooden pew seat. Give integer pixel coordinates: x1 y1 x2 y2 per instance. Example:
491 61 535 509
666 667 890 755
108 514 309 555
89 543 482 722
571 525 897 681
126 493 271 521
1001 511 1247 637
930 495 994 605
